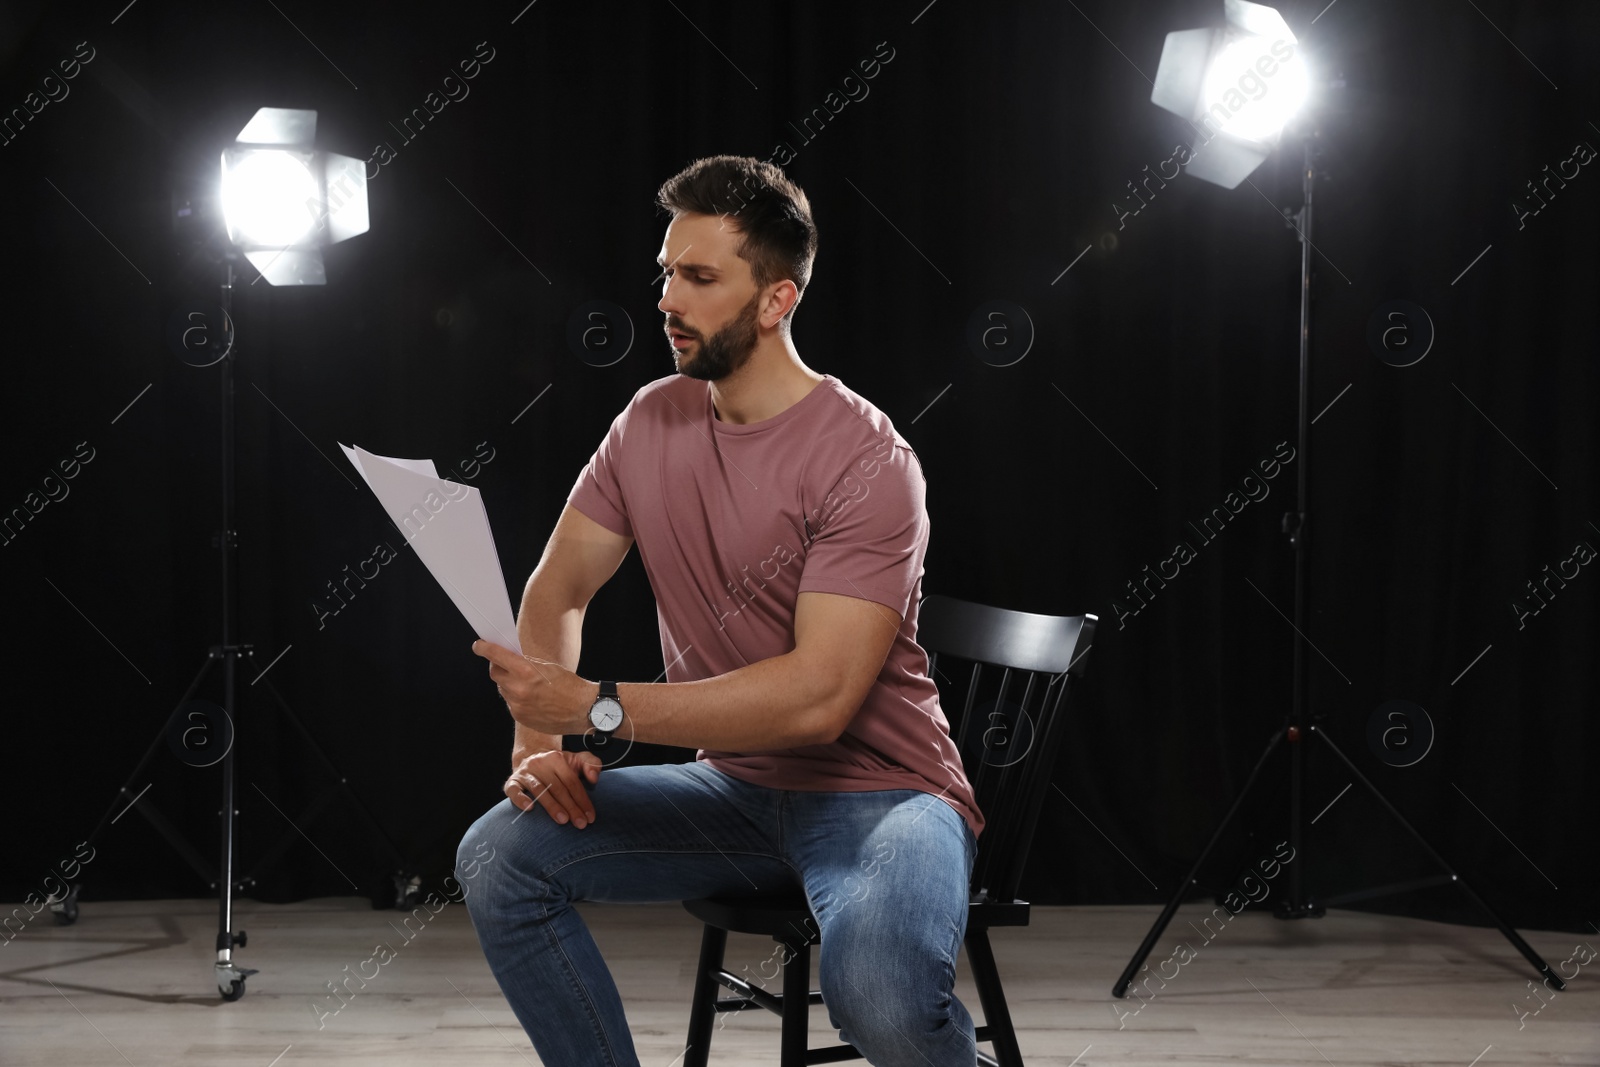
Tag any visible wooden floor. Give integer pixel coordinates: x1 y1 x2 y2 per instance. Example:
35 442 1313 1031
1 897 1595 1065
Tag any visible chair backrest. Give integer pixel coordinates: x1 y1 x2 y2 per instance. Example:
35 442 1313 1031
916 594 1097 907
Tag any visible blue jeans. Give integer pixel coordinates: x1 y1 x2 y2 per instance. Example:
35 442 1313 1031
456 760 979 1066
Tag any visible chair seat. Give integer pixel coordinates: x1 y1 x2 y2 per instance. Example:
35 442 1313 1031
683 893 1031 936
683 891 814 939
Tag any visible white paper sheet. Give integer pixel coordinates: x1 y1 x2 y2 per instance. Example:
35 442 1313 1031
340 444 522 655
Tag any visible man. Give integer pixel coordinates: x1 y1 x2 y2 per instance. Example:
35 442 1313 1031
459 155 982 1066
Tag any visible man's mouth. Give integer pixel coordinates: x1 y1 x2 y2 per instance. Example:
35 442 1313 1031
668 329 696 349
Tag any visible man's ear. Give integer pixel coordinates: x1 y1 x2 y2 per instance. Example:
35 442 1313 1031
762 280 799 329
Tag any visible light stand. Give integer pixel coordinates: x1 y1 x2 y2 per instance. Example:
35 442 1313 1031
1112 126 1565 998
67 109 419 1001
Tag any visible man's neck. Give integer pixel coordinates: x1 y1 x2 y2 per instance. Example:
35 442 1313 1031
710 340 824 425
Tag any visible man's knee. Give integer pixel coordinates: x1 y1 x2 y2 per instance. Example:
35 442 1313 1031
818 926 960 1050
820 966 958 1055
454 800 557 919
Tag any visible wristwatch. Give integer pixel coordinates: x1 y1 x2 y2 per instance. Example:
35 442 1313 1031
588 680 624 737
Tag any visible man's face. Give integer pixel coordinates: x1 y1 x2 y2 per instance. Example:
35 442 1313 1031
656 212 764 382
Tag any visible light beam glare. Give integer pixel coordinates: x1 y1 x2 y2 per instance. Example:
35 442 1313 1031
223 151 319 247
1198 35 1311 144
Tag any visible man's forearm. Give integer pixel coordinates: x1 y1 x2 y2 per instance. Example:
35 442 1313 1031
514 571 585 758
614 652 843 752
504 571 850 753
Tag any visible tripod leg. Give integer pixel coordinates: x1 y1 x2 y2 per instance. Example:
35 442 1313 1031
82 653 220 850
128 796 219 884
245 651 412 870
1113 728 1284 997
243 780 343 886
1310 726 1567 991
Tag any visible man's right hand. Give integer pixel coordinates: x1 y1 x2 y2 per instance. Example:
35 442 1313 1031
506 747 602 828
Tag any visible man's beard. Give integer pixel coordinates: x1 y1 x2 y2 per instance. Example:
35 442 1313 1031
674 290 761 382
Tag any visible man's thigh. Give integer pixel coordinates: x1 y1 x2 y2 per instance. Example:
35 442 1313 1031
784 789 976 982
458 760 798 906
785 788 974 917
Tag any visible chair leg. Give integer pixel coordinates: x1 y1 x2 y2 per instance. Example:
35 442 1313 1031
965 928 1024 1067
684 924 727 1067
780 939 811 1067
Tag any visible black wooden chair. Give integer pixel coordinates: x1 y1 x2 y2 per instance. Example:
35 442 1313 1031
681 593 1098 1066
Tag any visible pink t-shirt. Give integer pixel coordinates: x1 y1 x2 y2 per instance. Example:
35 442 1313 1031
567 372 982 839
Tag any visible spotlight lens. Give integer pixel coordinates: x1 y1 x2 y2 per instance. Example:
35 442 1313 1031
223 151 320 247
1200 35 1310 143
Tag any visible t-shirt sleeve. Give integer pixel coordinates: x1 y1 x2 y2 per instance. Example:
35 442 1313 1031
566 405 633 539
796 440 928 618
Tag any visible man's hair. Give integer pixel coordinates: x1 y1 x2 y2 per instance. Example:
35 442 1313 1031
656 155 818 329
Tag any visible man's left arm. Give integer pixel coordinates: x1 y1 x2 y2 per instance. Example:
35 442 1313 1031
476 591 898 750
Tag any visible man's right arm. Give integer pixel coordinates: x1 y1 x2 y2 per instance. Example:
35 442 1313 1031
505 503 634 822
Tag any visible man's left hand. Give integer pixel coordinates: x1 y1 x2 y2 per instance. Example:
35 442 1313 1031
472 640 593 736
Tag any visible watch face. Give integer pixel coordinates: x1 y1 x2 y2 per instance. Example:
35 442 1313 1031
590 697 624 733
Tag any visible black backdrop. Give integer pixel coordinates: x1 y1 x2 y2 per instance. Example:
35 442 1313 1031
2 0 1595 939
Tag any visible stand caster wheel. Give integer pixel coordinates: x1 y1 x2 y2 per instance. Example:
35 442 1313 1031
371 871 422 910
50 884 81 926
394 871 422 910
215 960 257 1001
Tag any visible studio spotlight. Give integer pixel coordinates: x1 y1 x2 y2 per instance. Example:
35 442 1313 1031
71 103 406 1001
1151 0 1310 188
220 107 368 285
1120 0 1568 1009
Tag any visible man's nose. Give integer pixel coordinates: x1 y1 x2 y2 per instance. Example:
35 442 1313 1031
657 278 683 315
